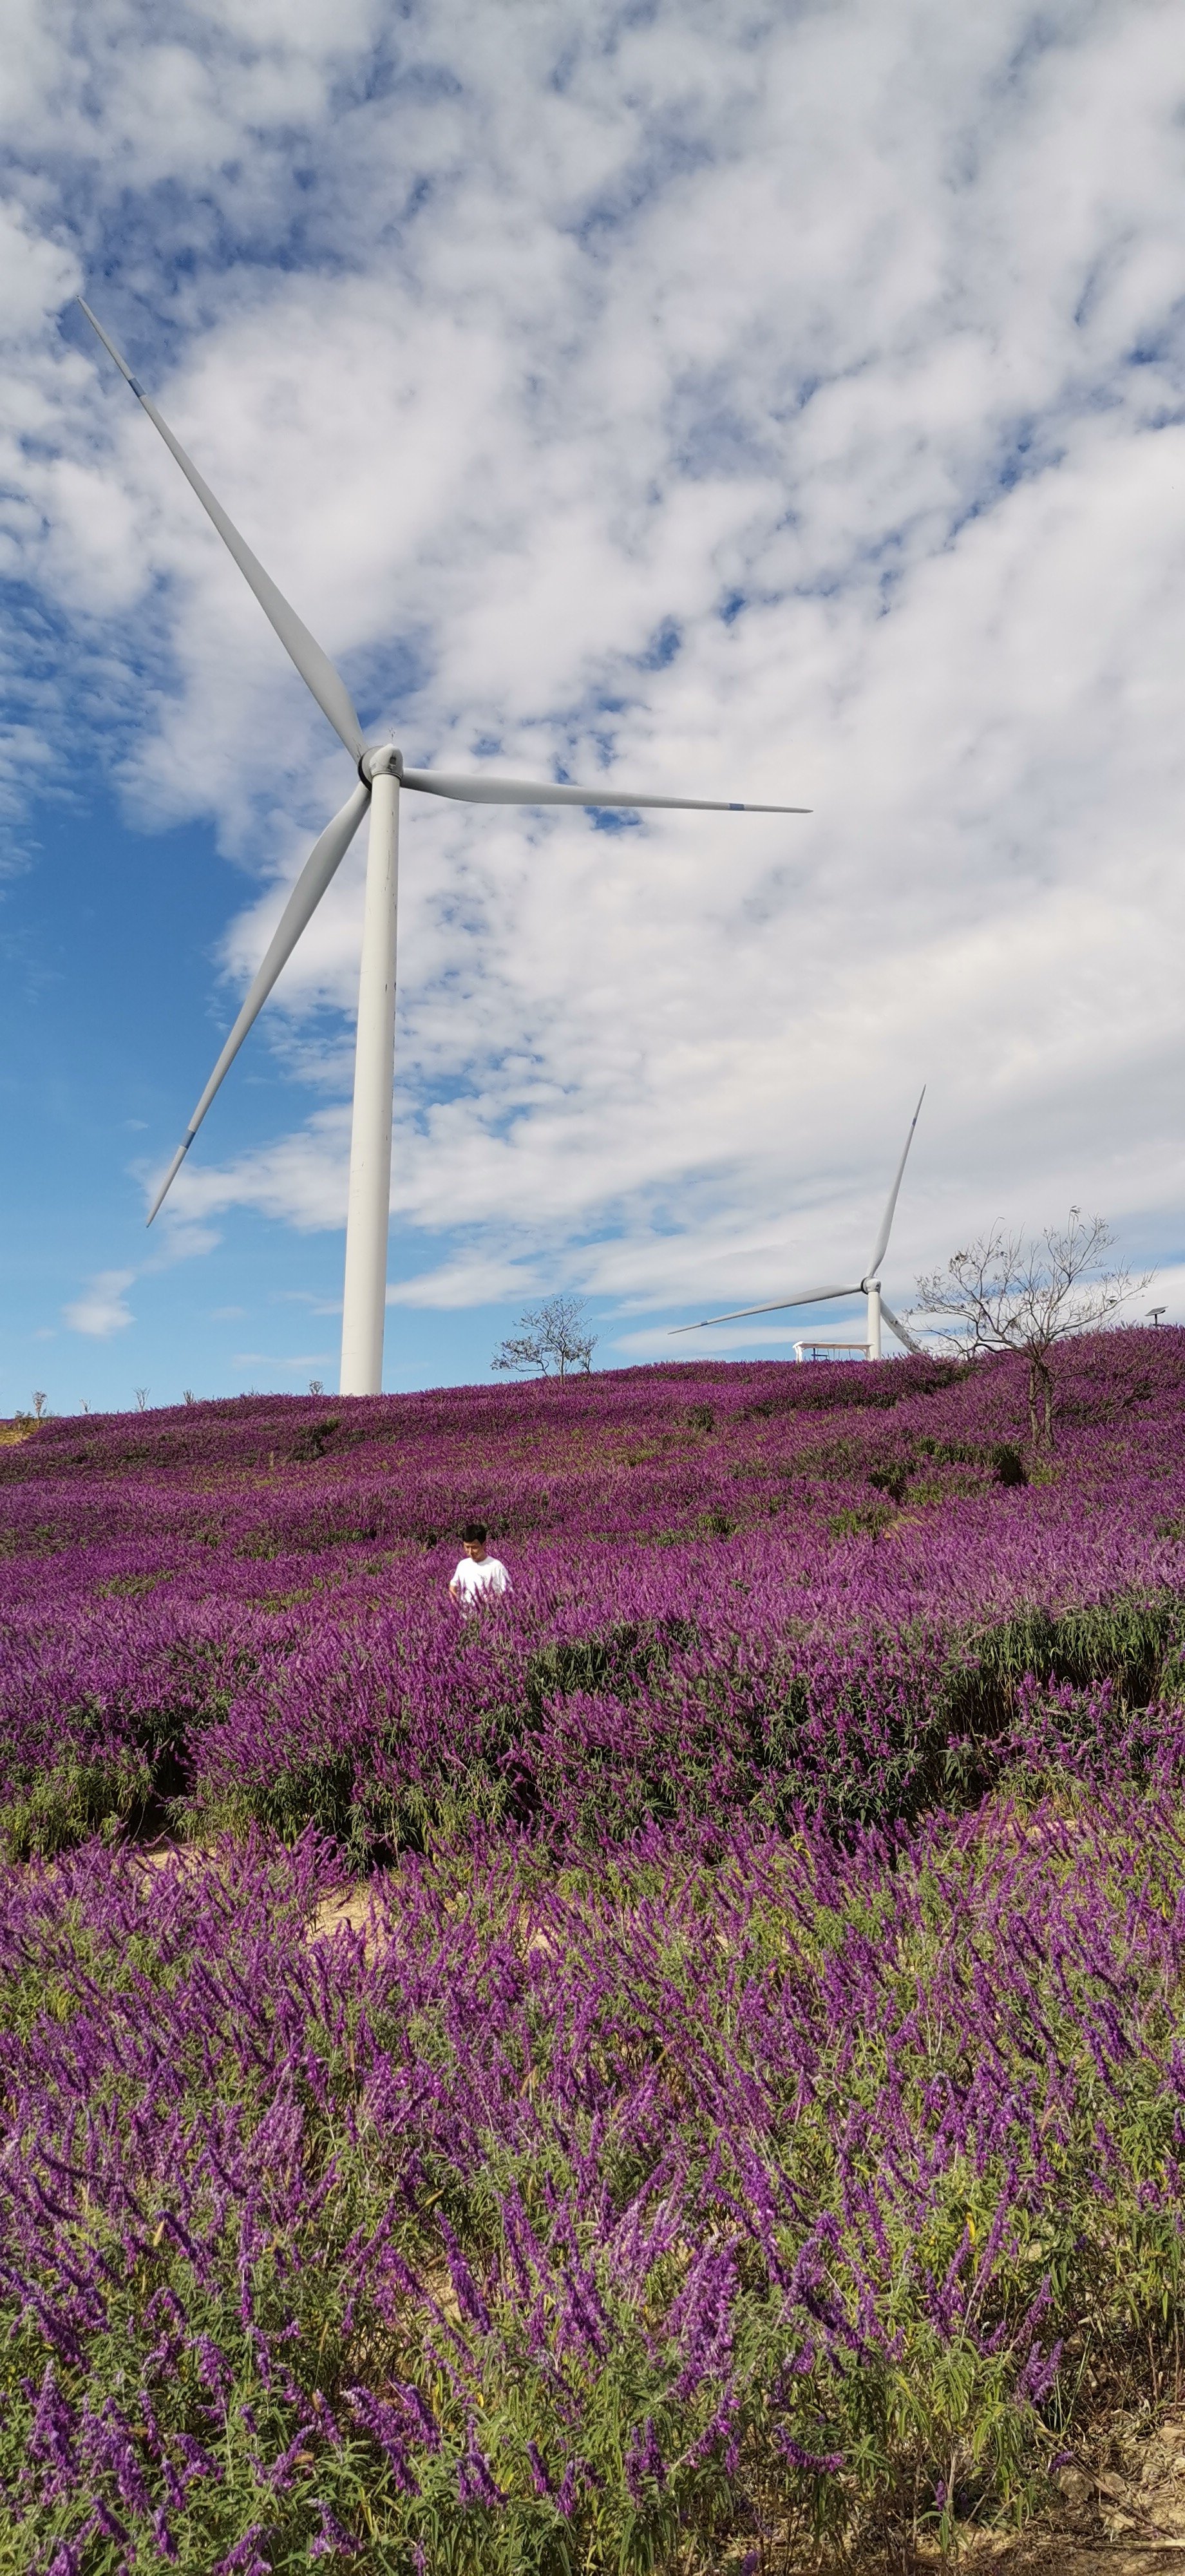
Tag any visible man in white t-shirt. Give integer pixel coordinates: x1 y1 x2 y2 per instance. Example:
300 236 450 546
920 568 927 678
449 1522 513 1613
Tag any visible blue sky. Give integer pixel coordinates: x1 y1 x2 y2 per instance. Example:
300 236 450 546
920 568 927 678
2 0 1184 1412
2 786 600 1408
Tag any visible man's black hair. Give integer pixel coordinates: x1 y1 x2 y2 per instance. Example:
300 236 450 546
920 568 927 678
462 1520 488 1546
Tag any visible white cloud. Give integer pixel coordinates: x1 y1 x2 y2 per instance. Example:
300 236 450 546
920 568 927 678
4 0 1185 1335
231 1350 334 1372
0 202 78 345
63 1268 136 1338
146 1217 223 1267
386 1253 547 1310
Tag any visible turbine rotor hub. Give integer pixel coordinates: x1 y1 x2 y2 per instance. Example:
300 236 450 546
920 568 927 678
360 743 403 784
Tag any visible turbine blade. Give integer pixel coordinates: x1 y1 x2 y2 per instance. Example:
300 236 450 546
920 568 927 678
880 1298 925 1356
670 1284 858 1333
866 1085 926 1280
78 299 366 764
400 768 809 812
146 782 371 1224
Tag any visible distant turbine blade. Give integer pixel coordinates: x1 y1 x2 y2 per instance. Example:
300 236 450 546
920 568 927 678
670 1284 858 1334
146 782 371 1225
400 768 810 812
880 1298 925 1356
78 299 366 764
866 1085 926 1280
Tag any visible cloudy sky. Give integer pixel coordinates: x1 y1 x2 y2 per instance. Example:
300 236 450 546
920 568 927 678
1 0 1183 1410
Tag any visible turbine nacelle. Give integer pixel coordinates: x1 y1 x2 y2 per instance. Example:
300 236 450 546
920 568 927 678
359 744 401 783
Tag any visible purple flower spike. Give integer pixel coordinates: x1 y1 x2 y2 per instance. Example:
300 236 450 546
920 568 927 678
624 2417 667 2500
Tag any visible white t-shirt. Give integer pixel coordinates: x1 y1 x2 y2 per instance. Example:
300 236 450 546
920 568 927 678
451 1553 512 1610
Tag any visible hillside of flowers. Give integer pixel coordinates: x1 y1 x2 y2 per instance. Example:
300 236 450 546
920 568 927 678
5 1330 1185 2570
5 1331 1185 1864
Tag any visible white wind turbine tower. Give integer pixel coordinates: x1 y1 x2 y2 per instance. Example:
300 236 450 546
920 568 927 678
78 300 809 1397
673 1090 927 1358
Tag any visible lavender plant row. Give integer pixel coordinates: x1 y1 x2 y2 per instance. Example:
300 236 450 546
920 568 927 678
3 1335 1185 1859
5 1786 1185 2570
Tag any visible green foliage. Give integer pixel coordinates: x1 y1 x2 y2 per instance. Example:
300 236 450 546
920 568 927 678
828 1502 896 1540
198 1748 360 1848
292 1414 343 1462
945 1591 1185 1737
524 1624 663 1714
0 1750 152 1862
95 1569 175 1598
897 1437 1028 1489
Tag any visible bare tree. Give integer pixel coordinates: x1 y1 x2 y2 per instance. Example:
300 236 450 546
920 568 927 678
492 1294 596 1381
31 1391 48 1421
308 1378 325 1397
915 1209 1151 1448
135 1387 149 1412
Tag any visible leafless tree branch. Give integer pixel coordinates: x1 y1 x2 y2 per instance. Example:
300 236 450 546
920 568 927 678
914 1209 1152 1446
492 1294 596 1381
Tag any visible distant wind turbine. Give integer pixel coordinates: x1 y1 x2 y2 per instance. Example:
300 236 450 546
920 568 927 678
672 1089 926 1358
77 298 810 1396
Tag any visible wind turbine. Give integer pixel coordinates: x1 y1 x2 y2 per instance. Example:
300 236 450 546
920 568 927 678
77 299 810 1396
672 1089 926 1358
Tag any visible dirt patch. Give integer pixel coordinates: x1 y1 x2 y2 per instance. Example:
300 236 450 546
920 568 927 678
127 1839 392 1955
1031 2414 1185 2565
868 2414 1185 2572
305 1879 388 1954
935 2546 1185 2571
129 1833 219 1877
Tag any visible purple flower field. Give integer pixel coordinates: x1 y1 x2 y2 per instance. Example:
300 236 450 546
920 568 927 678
5 1332 1185 1861
3 1331 1185 2568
